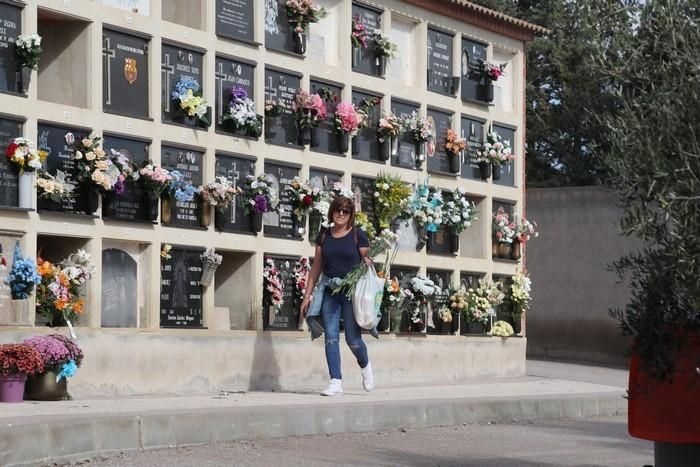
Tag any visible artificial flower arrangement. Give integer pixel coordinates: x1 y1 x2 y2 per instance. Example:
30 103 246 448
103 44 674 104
475 59 507 82
241 174 278 215
354 211 377 240
374 172 412 230
264 100 285 118
406 275 442 328
449 287 469 317
515 217 539 243
0 343 44 378
351 15 369 49
403 180 444 234
287 177 321 220
492 207 517 244
377 113 402 144
109 149 139 197
510 270 532 317
171 76 209 125
492 320 514 337
36 249 96 327
463 286 492 325
355 96 381 130
36 170 75 204
223 87 263 137
4 241 41 300
442 188 478 234
293 90 327 130
22 334 83 383
438 306 453 324
139 163 173 197
404 111 433 145
160 243 173 260
285 0 326 33
382 277 408 333
294 257 311 305
5 137 44 173
15 33 42 69
263 257 284 315
370 29 397 61
69 133 121 192
444 129 466 154
198 176 240 211
164 170 196 203
333 101 362 135
475 131 513 166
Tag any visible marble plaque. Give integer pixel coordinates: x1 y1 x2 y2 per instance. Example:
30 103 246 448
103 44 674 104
101 248 138 327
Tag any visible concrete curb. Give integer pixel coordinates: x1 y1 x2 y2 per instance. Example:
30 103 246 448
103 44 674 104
0 392 625 466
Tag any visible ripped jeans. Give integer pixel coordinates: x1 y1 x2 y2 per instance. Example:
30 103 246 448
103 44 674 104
322 288 369 380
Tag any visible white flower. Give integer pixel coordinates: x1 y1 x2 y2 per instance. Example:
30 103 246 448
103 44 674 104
74 150 83 160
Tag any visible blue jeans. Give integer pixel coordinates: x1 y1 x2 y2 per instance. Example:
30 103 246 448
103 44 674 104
322 288 369 380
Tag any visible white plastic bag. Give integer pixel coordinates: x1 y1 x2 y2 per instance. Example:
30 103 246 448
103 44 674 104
353 265 385 330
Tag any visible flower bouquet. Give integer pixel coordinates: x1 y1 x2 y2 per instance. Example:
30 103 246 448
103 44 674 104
240 174 278 232
492 207 517 258
333 101 362 153
512 217 539 260
5 241 41 300
473 59 506 102
5 137 43 173
442 188 478 254
381 277 408 333
199 176 239 212
285 0 326 54
22 334 82 400
509 270 531 334
462 286 492 332
14 33 42 93
171 76 210 127
287 177 320 236
293 90 327 145
402 180 443 250
437 306 453 334
263 257 284 325
159 170 196 224
475 131 512 180
377 113 402 160
351 15 369 66
223 87 262 138
36 170 75 206
354 211 377 240
369 29 397 76
445 129 466 173
199 248 223 287
374 172 412 230
403 111 433 166
68 133 121 213
406 275 442 332
139 163 172 197
294 257 311 329
0 343 44 402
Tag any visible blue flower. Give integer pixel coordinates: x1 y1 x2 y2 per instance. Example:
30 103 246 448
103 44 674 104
4 242 41 300
171 76 200 100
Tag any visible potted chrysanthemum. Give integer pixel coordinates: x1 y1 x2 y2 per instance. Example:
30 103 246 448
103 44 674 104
22 334 83 400
0 343 44 402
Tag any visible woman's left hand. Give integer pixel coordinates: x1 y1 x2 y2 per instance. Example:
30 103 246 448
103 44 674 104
362 256 374 267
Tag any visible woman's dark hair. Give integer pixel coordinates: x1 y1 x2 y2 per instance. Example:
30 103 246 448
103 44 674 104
327 196 355 228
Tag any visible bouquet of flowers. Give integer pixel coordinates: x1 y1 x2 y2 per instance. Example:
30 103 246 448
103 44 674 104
264 100 285 118
374 172 412 230
443 188 478 234
463 286 492 325
160 244 172 260
36 249 96 327
293 90 327 129
330 181 354 199
377 113 402 143
438 306 453 324
449 287 468 315
403 181 443 233
69 133 122 192
139 163 172 197
515 217 539 243
164 170 196 202
333 102 362 135
263 257 284 315
475 59 507 82
15 33 42 69
475 131 513 166
444 129 466 154
370 30 397 59
285 0 326 32
22 335 82 381
356 96 381 129
332 229 399 299
406 275 441 328
5 241 41 300
107 150 138 196
403 111 433 144
492 207 517 244
0 343 44 377
223 87 262 136
171 76 209 125
492 320 514 337
382 277 408 332
241 174 278 215
294 257 311 305
510 270 532 317
5 137 44 173
198 176 240 211
354 211 376 240
351 15 369 48
36 170 75 203
287 177 320 219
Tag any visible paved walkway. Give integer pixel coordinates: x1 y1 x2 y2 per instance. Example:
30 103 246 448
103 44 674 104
0 360 630 467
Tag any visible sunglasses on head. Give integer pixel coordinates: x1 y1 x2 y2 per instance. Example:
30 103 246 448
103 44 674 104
335 208 352 216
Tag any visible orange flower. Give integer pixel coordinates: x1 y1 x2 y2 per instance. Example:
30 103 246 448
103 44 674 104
377 270 386 279
38 260 54 276
54 298 68 310
389 278 400 292
73 299 84 314
58 272 70 287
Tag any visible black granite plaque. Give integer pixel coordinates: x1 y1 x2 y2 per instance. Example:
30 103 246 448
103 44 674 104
427 27 454 95
391 265 418 332
426 109 452 174
216 0 254 43
214 153 255 232
37 123 89 212
263 254 299 330
0 117 21 206
215 56 256 135
264 0 296 54
493 125 516 187
310 79 343 155
160 245 204 328
351 90 381 162
493 274 514 322
161 43 204 126
350 175 376 226
101 248 138 327
426 268 451 333
0 3 20 94
102 28 149 118
460 272 483 291
461 116 485 180
102 135 150 222
461 38 487 102
390 99 419 169
351 3 382 77
309 168 341 190
264 68 301 147
263 162 300 238
160 145 204 228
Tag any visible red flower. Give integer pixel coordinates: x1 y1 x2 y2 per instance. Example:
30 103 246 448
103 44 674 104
5 142 18 158
303 195 313 205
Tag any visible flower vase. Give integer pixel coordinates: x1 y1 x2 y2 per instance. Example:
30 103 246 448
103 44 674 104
379 139 391 161
415 142 426 169
199 201 212 228
310 127 320 147
478 161 491 180
351 135 359 155
18 171 33 208
512 241 522 260
16 67 30 94
10 299 30 325
309 211 322 242
492 163 501 181
145 192 159 222
376 55 387 77
81 185 99 215
0 373 27 402
250 211 263 233
24 371 68 401
291 26 306 54
292 213 306 238
247 122 263 139
441 320 452 335
337 132 350 153
447 149 461 174
497 242 512 259
480 78 494 102
161 197 172 224
352 46 361 68
391 136 399 156
450 230 460 255
298 126 311 146
511 314 522 335
450 76 461 96
451 312 460 335
415 224 428 252
199 261 219 287
265 116 279 140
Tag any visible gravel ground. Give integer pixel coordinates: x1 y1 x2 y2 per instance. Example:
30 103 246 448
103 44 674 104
51 415 652 467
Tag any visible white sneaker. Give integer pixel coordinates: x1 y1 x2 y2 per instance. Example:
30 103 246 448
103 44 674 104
361 362 374 392
320 378 343 396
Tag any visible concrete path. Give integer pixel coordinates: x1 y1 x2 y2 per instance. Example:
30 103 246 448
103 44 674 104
0 360 630 467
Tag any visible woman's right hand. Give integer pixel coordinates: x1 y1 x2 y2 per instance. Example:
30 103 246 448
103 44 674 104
300 296 311 318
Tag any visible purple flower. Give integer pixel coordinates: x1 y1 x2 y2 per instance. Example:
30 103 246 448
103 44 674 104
23 335 71 371
47 334 84 367
232 86 248 102
114 179 125 196
254 193 269 214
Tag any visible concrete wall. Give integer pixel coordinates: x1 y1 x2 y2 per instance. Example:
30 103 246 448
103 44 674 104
525 186 638 367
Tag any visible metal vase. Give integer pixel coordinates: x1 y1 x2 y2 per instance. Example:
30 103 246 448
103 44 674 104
24 371 68 401
447 150 461 174
251 211 263 233
337 132 350 153
492 163 501 181
299 126 311 146
496 242 512 259
391 136 399 156
292 30 306 54
376 55 387 76
379 139 391 161
478 161 492 180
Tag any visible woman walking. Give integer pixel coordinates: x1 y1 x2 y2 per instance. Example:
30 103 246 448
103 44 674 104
300 196 374 396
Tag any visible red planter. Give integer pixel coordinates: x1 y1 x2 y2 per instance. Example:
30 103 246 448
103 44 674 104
628 335 700 443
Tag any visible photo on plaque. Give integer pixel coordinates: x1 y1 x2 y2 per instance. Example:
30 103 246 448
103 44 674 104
426 109 453 174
